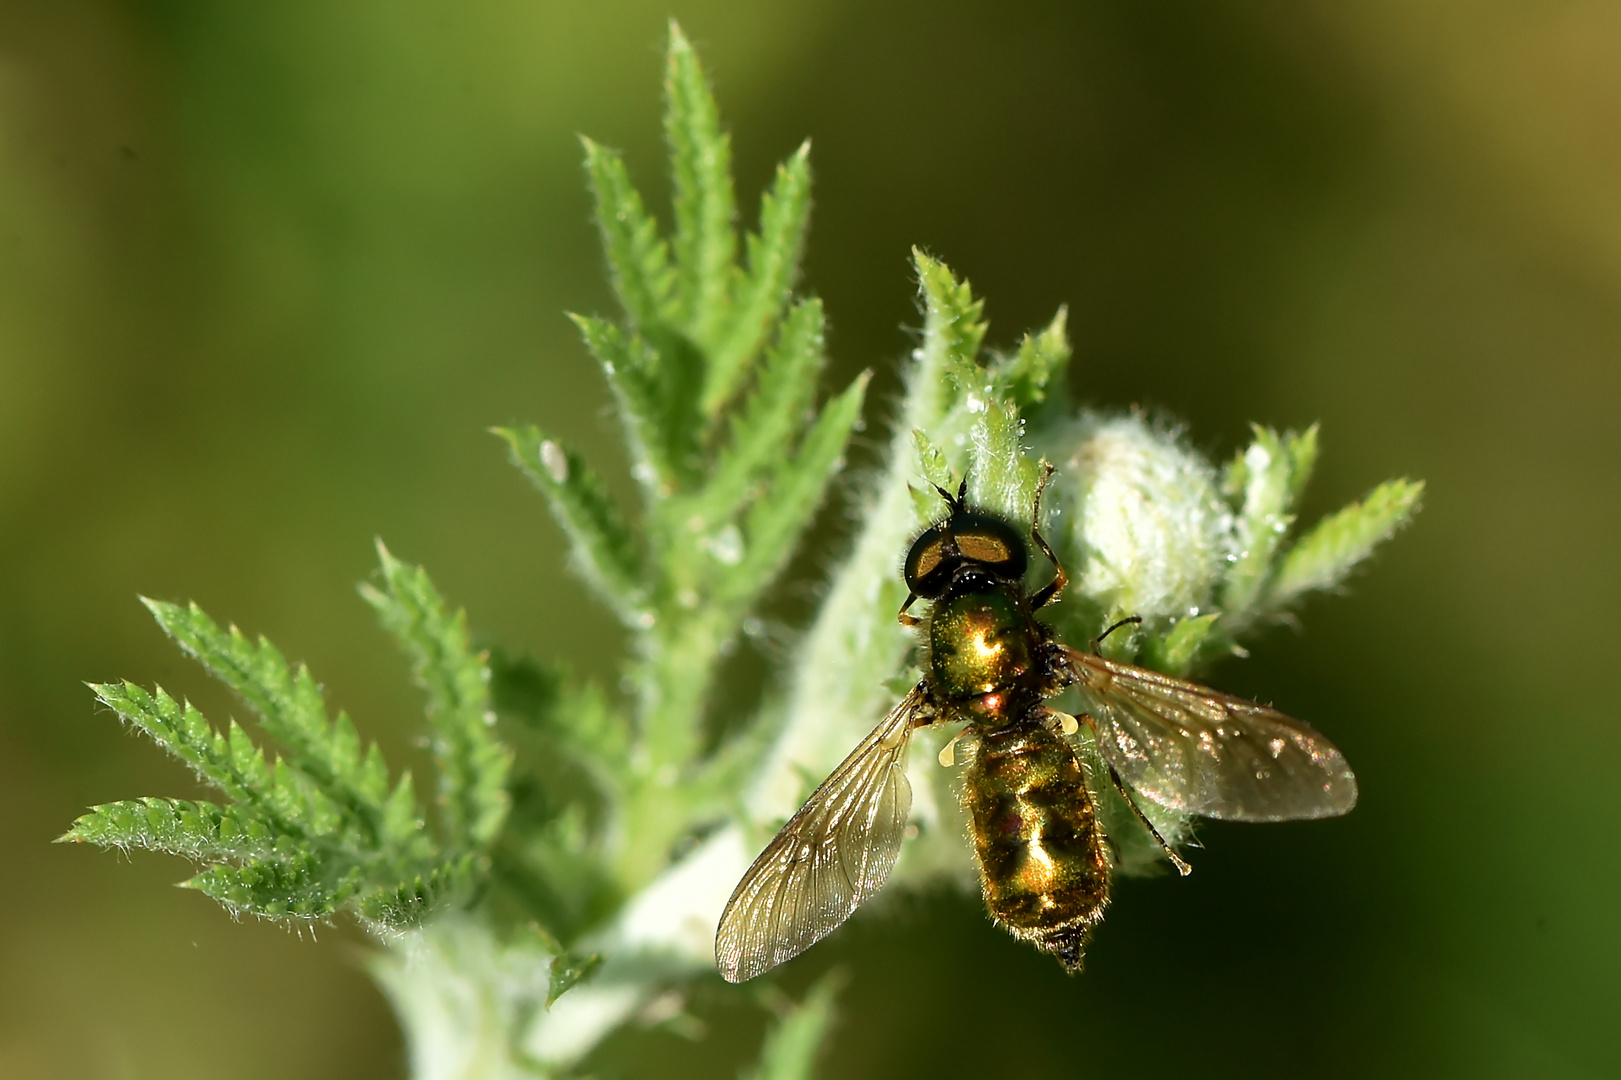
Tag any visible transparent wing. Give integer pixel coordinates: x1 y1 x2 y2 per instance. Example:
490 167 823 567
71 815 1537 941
715 683 931 983
1059 646 1357 822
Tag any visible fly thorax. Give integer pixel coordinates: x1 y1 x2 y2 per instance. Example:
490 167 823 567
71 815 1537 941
927 586 1033 706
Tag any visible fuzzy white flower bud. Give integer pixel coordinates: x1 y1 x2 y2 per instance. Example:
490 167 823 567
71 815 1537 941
1039 413 1232 620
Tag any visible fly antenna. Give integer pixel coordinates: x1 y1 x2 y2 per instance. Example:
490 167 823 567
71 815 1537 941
932 474 969 512
1091 615 1143 655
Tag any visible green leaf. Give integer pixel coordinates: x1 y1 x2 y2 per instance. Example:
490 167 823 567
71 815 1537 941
139 598 399 840
361 542 512 851
912 428 954 494
489 649 631 802
71 593 469 929
965 398 1039 524
728 371 870 606
1284 423 1320 506
1142 612 1222 676
497 425 646 623
546 951 603 1008
381 771 427 850
486 648 565 725
59 797 273 862
183 850 356 921
705 141 813 416
569 313 702 494
1266 479 1424 607
665 20 737 347
581 136 676 330
994 305 1071 409
90 680 259 809
913 248 987 400
742 972 843 1080
706 297 827 524
1221 426 1313 615
357 854 479 929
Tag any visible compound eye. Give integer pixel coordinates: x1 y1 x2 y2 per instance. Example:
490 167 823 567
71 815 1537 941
904 528 946 594
948 513 1029 580
955 529 1013 567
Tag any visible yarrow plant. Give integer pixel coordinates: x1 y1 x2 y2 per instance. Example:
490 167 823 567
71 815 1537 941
62 23 1422 1079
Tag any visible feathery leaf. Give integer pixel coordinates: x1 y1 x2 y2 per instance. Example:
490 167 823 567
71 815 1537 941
729 371 869 606
569 313 704 493
362 542 512 850
497 424 646 622
1267 479 1425 607
665 20 737 345
139 598 396 839
914 248 988 398
546 951 603 1008
1221 426 1313 615
706 297 827 525
582 136 676 330
995 306 1071 409
59 797 272 862
705 142 813 415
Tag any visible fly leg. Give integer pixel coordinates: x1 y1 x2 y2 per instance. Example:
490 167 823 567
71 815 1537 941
1029 463 1068 611
1072 711 1192 877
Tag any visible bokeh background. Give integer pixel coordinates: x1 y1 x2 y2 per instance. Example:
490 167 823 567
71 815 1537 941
2 2 1618 1077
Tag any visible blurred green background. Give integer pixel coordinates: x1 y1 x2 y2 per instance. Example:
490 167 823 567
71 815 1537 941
2 2 1618 1077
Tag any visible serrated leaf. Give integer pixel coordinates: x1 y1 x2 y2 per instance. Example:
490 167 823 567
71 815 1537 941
965 398 1038 524
91 681 251 806
227 720 270 791
665 20 737 347
382 771 427 849
497 425 646 622
995 305 1071 409
59 797 274 862
913 248 987 399
1221 426 1309 615
356 743 390 807
705 142 813 415
908 483 942 526
1144 612 1222 676
705 297 827 524
139 598 395 835
363 543 512 850
546 951 603 1008
568 313 701 494
728 372 870 607
357 854 478 929
912 428 954 493
581 136 676 330
74 591 451 930
185 851 355 921
1266 479 1424 607
1284 423 1319 506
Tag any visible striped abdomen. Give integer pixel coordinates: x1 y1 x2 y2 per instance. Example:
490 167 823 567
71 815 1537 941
963 721 1109 971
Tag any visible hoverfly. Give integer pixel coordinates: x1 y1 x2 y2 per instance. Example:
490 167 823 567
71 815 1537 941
714 468 1357 982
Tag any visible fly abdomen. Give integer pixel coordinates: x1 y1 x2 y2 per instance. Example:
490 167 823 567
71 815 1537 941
963 722 1109 971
